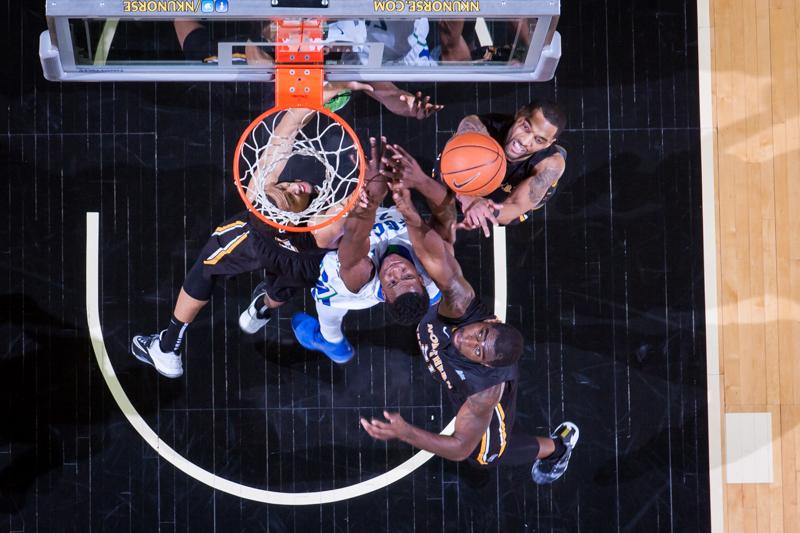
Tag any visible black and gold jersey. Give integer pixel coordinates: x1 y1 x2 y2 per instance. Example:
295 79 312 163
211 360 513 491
416 297 520 466
415 298 518 407
246 211 325 257
478 113 567 222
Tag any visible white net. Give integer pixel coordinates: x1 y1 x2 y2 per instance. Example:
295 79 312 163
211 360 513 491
237 108 362 228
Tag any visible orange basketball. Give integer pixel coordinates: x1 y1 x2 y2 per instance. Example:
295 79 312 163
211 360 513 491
440 133 507 197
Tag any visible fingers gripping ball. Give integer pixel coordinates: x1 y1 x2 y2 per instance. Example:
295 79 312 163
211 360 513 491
440 133 507 197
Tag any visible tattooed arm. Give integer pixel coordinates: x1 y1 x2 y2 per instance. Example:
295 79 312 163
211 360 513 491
495 154 565 224
389 180 475 318
457 153 565 233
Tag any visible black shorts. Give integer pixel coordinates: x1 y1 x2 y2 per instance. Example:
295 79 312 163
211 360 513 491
467 422 542 469
467 399 515 467
461 381 521 468
196 213 325 303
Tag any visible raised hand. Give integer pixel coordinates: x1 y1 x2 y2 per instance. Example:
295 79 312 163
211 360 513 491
364 136 386 181
354 136 391 213
388 179 423 228
382 144 427 189
360 411 411 442
457 197 503 238
398 91 444 120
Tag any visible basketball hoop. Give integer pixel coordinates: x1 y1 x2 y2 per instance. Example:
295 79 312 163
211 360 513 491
233 20 365 233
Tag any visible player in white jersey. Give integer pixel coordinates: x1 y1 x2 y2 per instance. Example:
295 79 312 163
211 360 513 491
296 206 441 362
291 143 457 364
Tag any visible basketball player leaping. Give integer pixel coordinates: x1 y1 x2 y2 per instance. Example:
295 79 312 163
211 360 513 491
130 99 368 379
360 173 579 484
451 100 568 236
276 144 452 363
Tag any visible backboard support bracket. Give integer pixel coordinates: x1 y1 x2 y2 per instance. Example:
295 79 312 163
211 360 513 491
274 19 324 108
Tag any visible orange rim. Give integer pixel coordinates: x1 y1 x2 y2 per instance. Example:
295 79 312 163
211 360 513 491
233 104 366 233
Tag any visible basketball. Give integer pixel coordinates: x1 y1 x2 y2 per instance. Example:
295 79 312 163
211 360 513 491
440 132 507 196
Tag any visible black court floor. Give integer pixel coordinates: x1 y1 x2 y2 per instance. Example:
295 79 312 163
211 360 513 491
2 1 710 531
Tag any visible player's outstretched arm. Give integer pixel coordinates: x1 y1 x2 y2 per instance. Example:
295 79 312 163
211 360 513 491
360 383 503 462
457 154 566 232
322 80 375 104
337 137 390 293
384 144 456 243
495 155 565 224
390 180 474 318
366 82 444 120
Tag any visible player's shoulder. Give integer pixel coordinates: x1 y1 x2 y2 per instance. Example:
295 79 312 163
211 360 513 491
538 147 566 168
466 383 504 410
528 148 566 180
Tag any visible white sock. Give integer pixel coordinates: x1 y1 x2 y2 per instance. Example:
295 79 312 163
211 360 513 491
319 322 345 344
316 302 349 344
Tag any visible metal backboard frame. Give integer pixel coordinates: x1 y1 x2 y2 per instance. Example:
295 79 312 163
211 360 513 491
40 0 561 82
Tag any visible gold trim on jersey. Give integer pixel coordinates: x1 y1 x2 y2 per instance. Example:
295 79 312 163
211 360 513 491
212 220 248 236
203 232 249 265
474 402 507 465
476 426 491 465
496 404 507 457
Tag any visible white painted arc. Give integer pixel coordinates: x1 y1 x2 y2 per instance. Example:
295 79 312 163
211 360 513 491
86 211 508 504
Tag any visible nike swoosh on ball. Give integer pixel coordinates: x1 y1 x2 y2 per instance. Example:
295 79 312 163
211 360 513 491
453 173 481 187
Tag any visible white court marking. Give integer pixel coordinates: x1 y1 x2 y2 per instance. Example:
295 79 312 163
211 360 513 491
86 212 507 504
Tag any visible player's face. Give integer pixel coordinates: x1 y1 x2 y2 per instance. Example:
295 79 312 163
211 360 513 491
454 321 499 365
273 180 315 212
379 254 424 302
503 109 558 162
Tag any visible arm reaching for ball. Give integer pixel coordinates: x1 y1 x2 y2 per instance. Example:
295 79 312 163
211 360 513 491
360 383 504 461
383 144 457 244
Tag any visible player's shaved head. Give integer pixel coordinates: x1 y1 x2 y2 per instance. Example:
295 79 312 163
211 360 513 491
454 321 524 367
487 323 524 367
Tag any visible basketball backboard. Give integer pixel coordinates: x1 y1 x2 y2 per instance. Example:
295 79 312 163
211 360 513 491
40 0 561 82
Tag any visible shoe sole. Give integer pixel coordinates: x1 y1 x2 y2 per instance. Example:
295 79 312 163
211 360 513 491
130 337 183 379
239 286 270 334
